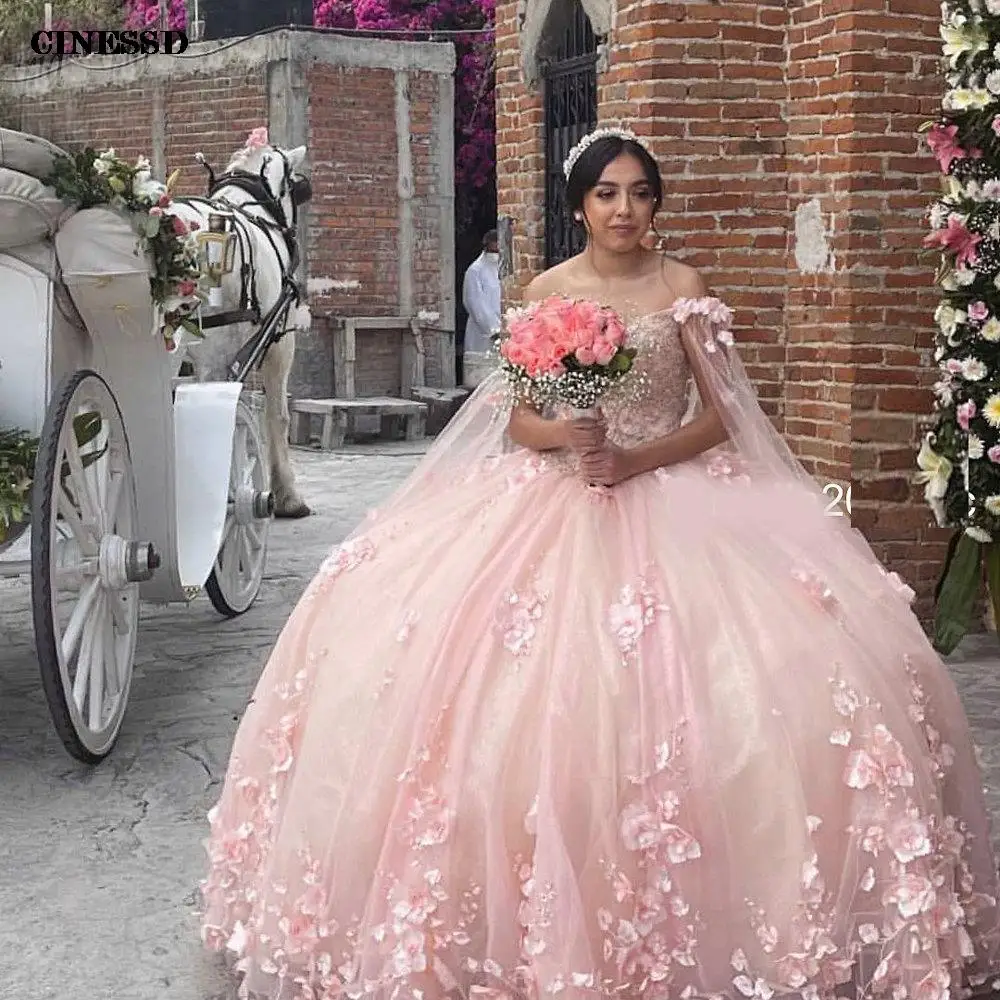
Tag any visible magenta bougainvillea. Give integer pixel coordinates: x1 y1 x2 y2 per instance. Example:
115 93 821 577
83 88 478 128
123 0 187 28
122 0 496 221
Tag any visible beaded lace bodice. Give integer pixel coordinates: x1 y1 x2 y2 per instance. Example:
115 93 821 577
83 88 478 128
553 310 694 449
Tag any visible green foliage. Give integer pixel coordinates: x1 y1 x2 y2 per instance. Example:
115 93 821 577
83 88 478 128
0 0 125 64
0 427 37 544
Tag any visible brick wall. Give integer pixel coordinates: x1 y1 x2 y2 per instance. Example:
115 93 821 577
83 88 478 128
1 30 456 401
497 0 949 622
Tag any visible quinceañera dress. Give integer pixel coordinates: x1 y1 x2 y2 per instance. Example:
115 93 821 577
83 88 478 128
201 298 1000 1000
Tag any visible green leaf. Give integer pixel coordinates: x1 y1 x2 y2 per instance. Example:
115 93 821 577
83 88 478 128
985 543 1000 639
145 214 161 238
933 531 983 654
72 411 102 449
180 316 204 338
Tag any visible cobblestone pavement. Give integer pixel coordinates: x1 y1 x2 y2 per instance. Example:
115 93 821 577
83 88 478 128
2 443 1000 1000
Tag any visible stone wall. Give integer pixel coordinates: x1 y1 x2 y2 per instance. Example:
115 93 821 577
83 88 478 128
0 28 457 399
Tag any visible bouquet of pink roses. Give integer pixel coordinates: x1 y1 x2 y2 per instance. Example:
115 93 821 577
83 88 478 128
496 294 639 409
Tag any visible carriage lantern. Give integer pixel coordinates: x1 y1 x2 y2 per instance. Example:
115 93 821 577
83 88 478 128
197 212 237 308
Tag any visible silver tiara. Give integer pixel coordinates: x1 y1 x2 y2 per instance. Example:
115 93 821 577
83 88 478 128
562 126 651 180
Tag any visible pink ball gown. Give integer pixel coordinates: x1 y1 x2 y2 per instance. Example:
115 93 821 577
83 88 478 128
200 297 1000 1000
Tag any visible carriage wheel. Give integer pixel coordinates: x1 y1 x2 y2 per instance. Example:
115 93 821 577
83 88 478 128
204 396 271 618
31 370 153 763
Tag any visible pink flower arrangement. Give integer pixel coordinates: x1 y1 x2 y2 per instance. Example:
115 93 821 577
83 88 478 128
923 215 983 269
497 295 639 408
246 127 269 150
926 123 982 173
501 296 627 377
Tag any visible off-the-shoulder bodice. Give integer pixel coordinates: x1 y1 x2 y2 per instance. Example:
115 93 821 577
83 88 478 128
586 308 693 448
546 296 735 448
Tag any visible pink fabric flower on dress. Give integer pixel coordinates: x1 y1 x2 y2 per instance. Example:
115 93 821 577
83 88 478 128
969 300 990 322
246 126 269 150
888 815 932 863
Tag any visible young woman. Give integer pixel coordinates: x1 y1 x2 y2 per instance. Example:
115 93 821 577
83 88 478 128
200 126 1000 1000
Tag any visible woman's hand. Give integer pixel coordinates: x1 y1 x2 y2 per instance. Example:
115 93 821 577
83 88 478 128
564 413 607 452
579 445 635 487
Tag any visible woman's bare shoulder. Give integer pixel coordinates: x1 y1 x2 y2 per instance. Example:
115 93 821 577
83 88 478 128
522 259 581 303
659 256 709 300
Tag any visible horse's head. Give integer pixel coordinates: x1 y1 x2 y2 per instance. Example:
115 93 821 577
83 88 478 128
223 127 312 231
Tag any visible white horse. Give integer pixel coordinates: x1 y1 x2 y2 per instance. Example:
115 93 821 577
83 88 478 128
170 132 312 519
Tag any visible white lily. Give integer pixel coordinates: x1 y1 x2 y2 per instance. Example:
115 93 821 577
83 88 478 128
944 88 993 110
915 436 953 500
936 302 964 337
942 22 990 67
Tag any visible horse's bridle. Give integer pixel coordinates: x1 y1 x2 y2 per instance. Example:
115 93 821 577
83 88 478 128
185 147 313 327
203 148 312 285
208 147 311 233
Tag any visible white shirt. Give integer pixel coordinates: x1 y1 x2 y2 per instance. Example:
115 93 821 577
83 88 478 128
462 251 501 355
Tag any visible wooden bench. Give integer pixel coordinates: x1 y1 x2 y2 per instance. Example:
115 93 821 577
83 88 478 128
409 386 470 435
289 397 428 450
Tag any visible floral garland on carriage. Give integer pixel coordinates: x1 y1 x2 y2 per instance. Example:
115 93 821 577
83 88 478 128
44 146 205 351
0 147 205 545
920 0 1000 650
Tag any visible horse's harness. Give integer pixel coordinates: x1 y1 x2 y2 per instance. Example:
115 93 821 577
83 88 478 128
181 147 312 340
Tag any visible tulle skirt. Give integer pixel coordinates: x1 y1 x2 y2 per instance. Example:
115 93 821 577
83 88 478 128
200 446 1000 1000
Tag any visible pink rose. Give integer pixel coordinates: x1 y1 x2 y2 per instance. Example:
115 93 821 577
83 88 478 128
575 345 596 365
502 342 527 368
574 300 602 329
969 301 990 322
178 280 197 296
603 315 627 346
158 193 171 208
171 215 188 236
549 340 573 363
990 445 1000 463
149 206 163 217
594 340 617 365
188 219 200 231
957 400 976 430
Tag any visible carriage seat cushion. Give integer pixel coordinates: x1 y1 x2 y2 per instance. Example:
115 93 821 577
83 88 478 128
0 166 69 251
0 128 67 180
55 206 155 341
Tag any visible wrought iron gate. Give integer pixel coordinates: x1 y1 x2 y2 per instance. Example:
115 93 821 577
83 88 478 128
543 1 598 266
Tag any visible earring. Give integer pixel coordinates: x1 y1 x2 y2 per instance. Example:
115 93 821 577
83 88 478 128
574 212 583 222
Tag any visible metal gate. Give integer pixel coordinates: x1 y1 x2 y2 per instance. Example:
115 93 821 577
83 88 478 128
542 1 598 266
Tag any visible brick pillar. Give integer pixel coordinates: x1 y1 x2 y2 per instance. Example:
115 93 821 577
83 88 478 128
601 0 791 425
495 0 546 285
786 0 946 620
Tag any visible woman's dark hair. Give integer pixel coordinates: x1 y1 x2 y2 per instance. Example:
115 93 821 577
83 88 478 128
565 136 663 218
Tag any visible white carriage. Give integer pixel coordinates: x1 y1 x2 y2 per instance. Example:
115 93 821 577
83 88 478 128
0 129 274 763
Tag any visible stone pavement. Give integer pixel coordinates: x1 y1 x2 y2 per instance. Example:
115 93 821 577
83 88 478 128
2 442 1000 1000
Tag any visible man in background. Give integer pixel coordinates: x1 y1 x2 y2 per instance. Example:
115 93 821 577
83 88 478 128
461 229 501 388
